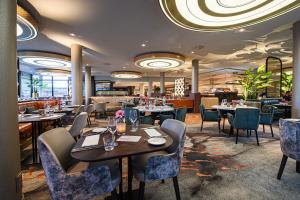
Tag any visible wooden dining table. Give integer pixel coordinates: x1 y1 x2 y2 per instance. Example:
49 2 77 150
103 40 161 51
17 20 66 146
71 124 173 199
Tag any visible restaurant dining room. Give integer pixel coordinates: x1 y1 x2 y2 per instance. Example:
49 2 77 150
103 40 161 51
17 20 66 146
1 0 300 200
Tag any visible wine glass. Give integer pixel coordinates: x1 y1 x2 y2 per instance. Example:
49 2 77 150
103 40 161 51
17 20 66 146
129 109 138 132
107 117 118 146
19 107 26 118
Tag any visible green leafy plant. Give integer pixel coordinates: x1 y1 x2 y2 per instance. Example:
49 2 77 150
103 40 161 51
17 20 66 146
281 72 292 93
27 78 47 96
239 65 274 100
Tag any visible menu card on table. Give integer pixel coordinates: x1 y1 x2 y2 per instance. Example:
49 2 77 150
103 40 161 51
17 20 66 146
117 136 141 142
144 129 161 137
82 135 100 147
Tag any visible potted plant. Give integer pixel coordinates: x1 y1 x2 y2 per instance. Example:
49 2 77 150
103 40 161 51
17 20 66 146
28 78 45 99
239 65 274 100
281 72 292 94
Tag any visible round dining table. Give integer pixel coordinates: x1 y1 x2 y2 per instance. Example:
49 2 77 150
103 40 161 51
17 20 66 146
211 104 257 111
133 105 174 113
71 124 173 199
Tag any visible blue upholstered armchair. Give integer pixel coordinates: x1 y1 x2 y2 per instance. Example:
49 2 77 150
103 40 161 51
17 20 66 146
277 119 300 180
228 108 260 145
38 128 120 200
259 105 275 137
130 119 186 200
199 104 221 133
175 107 187 122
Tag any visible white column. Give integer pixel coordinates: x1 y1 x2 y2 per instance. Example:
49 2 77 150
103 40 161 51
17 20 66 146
71 44 83 105
192 59 199 93
139 83 144 96
0 0 22 199
292 21 300 118
85 66 92 105
160 72 165 94
148 79 153 97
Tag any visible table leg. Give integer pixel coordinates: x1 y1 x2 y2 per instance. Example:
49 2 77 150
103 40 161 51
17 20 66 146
119 157 123 200
128 156 133 199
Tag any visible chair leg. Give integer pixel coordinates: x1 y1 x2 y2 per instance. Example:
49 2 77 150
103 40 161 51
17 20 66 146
161 179 165 184
111 188 118 200
246 130 249 137
262 124 265 133
138 182 145 200
222 117 225 131
277 155 288 180
218 120 221 133
235 129 239 144
296 161 300 173
173 176 181 200
270 125 274 137
200 120 203 132
255 130 259 146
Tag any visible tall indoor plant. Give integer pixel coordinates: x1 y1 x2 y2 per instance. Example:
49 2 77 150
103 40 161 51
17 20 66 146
281 72 293 93
239 65 273 100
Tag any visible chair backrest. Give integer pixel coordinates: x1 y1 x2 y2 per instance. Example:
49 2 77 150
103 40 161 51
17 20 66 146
140 115 154 125
159 114 174 126
161 119 186 159
94 102 106 112
69 112 88 137
279 119 300 160
199 104 205 118
201 97 219 109
75 105 85 116
175 107 187 122
37 128 76 198
234 108 260 130
85 104 95 115
124 107 140 125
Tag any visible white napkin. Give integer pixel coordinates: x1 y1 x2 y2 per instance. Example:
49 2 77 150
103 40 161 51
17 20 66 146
117 136 141 142
144 129 161 137
82 135 100 147
92 128 107 133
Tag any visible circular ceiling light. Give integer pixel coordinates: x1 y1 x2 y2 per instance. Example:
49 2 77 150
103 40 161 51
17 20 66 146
111 71 142 79
18 51 71 69
17 5 38 41
159 0 300 32
134 52 185 69
36 69 71 77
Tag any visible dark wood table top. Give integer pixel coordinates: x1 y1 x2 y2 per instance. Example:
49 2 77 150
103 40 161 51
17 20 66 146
71 125 173 162
18 113 65 123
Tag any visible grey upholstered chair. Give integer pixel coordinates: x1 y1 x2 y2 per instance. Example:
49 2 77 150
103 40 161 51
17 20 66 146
68 112 88 138
37 128 120 200
130 119 186 200
74 105 85 116
277 119 300 180
94 102 107 120
85 104 95 126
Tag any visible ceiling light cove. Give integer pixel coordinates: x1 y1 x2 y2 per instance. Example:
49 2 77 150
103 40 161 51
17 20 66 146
18 52 71 69
134 52 185 69
17 5 38 41
159 0 300 32
111 71 142 79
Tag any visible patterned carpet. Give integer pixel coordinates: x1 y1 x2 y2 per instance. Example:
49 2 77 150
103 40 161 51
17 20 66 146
23 114 300 200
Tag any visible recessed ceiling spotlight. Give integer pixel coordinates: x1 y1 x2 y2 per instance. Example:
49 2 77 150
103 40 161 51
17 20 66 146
239 28 246 32
141 43 147 47
159 0 300 32
69 33 76 37
122 66 127 69
191 51 195 54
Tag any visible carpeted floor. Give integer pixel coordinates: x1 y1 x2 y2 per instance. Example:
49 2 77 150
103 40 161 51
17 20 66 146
23 114 300 200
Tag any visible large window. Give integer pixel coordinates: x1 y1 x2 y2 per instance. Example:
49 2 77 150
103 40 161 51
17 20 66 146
20 72 32 98
53 76 69 97
38 75 53 97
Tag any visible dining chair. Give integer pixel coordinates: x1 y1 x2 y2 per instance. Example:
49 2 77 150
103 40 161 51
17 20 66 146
175 107 187 122
74 105 85 116
159 114 174 126
67 112 88 138
130 119 186 200
85 104 95 126
140 115 155 125
199 104 221 133
228 108 260 145
259 105 275 137
94 102 107 120
277 119 300 179
37 127 120 200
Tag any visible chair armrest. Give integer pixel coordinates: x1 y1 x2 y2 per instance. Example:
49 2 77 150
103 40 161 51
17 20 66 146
146 153 179 180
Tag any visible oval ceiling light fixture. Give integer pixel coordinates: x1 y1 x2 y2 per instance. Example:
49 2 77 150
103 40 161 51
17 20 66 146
17 5 38 41
134 52 185 69
111 71 142 79
35 69 71 77
18 51 71 69
159 0 300 32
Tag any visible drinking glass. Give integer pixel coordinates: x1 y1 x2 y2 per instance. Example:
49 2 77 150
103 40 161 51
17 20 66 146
107 117 118 146
19 107 26 118
103 134 114 151
129 109 138 132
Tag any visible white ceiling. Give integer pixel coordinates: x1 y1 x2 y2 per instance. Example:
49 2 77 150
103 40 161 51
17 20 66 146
17 0 300 78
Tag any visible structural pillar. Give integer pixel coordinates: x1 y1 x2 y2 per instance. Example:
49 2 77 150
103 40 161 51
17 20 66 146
292 21 300 118
71 44 83 105
160 72 165 94
191 59 200 112
148 79 153 97
0 0 22 199
85 66 92 105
